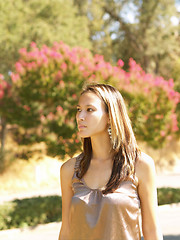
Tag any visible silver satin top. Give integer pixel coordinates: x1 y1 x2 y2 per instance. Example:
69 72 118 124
69 154 141 240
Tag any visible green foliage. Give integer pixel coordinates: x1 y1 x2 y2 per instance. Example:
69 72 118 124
122 89 175 148
74 0 180 78
73 0 113 62
157 188 180 205
0 188 179 230
0 0 91 79
0 196 62 230
171 58 180 136
0 42 178 159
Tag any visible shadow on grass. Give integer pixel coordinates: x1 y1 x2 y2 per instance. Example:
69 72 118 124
0 196 62 230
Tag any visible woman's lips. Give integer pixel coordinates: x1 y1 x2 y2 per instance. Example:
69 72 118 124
78 125 87 129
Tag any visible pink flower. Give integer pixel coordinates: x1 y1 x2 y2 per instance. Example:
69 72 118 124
47 112 54 120
154 76 164 86
143 74 150 82
42 56 48 65
30 42 37 48
59 80 65 88
171 113 179 132
69 52 78 64
42 45 50 55
83 71 89 78
11 73 20 83
94 54 104 62
72 94 77 100
172 125 179 132
56 106 63 112
75 139 79 143
50 51 62 60
15 62 25 74
60 63 67 72
79 65 85 71
40 115 46 122
19 48 27 55
23 105 30 111
168 78 174 88
129 58 136 69
160 131 166 137
117 59 124 67
168 90 175 99
106 62 113 72
144 88 149 94
1 81 8 89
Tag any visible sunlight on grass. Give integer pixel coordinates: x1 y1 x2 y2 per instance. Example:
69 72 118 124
0 134 179 197
0 135 66 195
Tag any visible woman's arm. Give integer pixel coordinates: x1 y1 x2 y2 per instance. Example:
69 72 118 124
58 158 75 240
136 152 163 240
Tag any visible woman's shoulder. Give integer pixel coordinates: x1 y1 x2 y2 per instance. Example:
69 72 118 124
136 152 155 167
60 153 83 176
135 152 156 184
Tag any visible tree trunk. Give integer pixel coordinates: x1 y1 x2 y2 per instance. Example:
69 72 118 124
0 116 7 153
155 57 159 74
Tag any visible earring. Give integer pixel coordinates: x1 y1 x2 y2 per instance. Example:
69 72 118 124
108 126 112 139
108 126 117 150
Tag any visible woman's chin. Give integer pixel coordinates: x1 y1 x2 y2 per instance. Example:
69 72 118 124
77 131 89 138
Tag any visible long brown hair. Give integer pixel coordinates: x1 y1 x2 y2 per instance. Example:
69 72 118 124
77 83 140 194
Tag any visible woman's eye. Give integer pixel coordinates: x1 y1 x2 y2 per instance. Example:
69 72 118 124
87 108 93 112
76 108 81 112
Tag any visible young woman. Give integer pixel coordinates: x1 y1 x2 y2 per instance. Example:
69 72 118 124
58 83 163 240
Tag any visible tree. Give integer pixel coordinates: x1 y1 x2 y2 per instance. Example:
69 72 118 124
1 42 178 161
73 0 113 61
74 0 180 78
0 0 91 160
0 0 91 79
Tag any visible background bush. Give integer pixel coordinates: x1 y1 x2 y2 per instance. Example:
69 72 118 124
157 188 180 205
0 42 179 161
0 196 61 230
0 188 180 230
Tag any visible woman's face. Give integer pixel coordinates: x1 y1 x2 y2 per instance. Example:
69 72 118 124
76 92 109 138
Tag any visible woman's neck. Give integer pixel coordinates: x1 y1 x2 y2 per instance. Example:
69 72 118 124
90 132 113 162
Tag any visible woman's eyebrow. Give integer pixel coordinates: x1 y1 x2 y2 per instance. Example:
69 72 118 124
76 104 94 107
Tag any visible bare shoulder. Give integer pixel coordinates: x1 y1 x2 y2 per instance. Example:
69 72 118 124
60 152 83 176
60 157 77 190
60 157 76 175
136 152 156 184
60 153 83 189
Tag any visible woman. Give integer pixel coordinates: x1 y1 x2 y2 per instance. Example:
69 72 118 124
58 83 163 240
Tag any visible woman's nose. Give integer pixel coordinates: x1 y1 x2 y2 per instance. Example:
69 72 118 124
78 111 85 121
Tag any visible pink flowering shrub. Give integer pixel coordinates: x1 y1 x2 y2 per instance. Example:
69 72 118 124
1 41 179 157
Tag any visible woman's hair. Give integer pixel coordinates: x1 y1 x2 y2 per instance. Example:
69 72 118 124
77 83 140 194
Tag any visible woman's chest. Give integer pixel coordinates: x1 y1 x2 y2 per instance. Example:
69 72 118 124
72 178 140 208
82 161 113 190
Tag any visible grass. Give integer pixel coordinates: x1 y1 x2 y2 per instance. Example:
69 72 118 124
0 136 64 196
0 188 180 230
0 156 62 196
0 135 179 198
0 136 179 230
